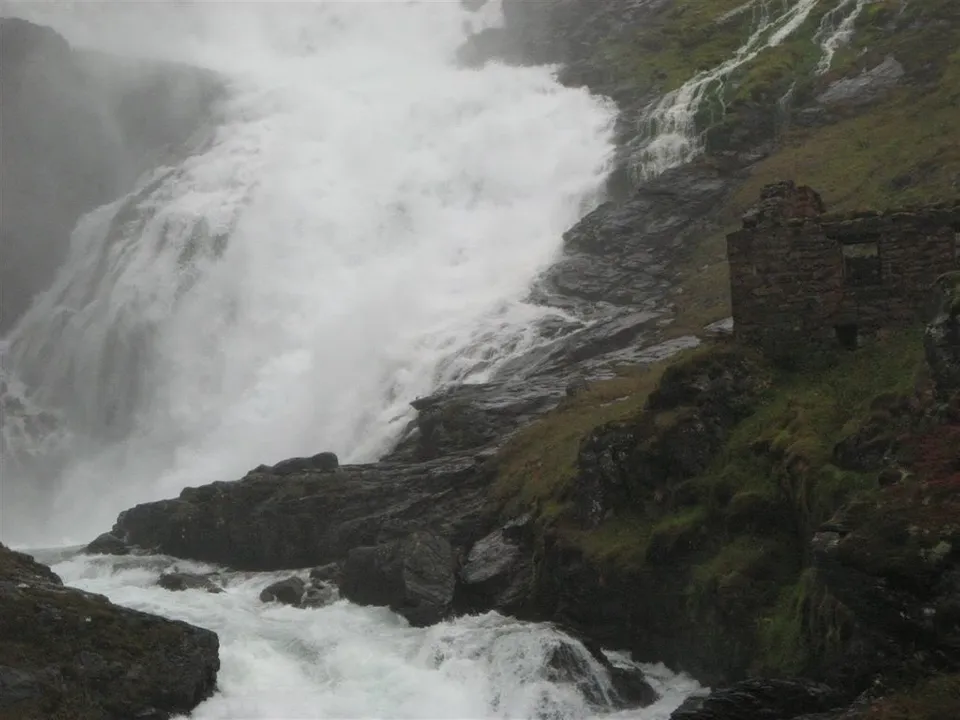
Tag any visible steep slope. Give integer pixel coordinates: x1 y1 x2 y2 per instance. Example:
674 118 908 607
0 18 222 331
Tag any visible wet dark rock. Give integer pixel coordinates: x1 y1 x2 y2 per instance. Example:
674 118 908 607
85 532 131 556
266 451 339 475
405 390 520 461
537 164 732 311
544 641 611 706
608 664 659 708
670 678 845 720
340 531 455 627
309 563 342 585
817 56 905 107
108 453 497 571
0 543 219 720
157 572 223 594
459 521 534 615
544 639 657 709
259 576 307 606
301 582 339 609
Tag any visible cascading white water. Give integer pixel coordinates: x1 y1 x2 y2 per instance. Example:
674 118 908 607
1 4 709 715
1 0 615 545
814 0 868 74
38 551 701 719
630 0 822 179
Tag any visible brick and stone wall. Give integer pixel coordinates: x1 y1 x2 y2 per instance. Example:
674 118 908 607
728 182 960 359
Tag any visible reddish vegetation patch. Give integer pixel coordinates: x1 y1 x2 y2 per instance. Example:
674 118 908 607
863 673 960 720
907 423 960 492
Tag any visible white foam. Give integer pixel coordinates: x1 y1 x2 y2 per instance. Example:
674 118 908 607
631 0 822 179
50 553 701 719
0 0 614 544
814 0 868 75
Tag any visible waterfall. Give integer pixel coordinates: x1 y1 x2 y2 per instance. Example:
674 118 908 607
628 0 822 180
814 0 868 75
0 0 614 546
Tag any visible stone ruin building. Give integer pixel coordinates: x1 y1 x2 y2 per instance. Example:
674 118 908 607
727 181 960 358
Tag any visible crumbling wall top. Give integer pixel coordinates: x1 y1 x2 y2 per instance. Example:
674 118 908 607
741 181 826 229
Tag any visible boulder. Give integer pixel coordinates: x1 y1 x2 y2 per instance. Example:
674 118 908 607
816 56 905 107
105 452 496 571
459 517 534 614
670 678 845 720
85 532 131 556
544 638 657 709
340 531 455 626
259 577 307 606
301 582 339 609
0 543 219 719
157 572 223 594
266 451 339 475
309 563 342 585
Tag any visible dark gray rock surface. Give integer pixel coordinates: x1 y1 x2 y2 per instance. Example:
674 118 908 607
341 531 456 626
157 571 223 594
0 543 219 720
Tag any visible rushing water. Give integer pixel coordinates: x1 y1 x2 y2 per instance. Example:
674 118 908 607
629 0 823 180
28 550 701 720
814 0 869 74
1 0 614 544
0 1 703 716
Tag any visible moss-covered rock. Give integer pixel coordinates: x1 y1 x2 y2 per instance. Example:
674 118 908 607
0 544 219 720
495 327 950 688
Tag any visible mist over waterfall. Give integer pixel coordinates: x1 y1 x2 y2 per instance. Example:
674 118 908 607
0 1 615 545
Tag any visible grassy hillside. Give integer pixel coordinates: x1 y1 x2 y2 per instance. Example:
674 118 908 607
596 0 960 334
494 327 946 680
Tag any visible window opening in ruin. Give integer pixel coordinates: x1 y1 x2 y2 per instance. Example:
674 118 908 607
842 241 881 285
835 324 859 350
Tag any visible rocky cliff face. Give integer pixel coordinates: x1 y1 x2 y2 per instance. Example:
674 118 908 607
0 17 222 331
14 1 960 718
0 543 219 720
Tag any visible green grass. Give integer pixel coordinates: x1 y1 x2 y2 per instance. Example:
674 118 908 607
755 568 852 676
494 362 672 514
495 328 929 676
733 0 960 212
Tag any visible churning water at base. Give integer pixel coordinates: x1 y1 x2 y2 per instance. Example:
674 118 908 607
2 3 704 715
0 0 614 544
35 551 700 720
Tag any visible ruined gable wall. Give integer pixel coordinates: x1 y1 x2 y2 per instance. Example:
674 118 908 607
728 185 960 358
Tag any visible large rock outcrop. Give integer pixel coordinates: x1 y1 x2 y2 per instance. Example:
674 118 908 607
0 543 219 719
341 531 456 626
100 452 498 572
0 17 222 331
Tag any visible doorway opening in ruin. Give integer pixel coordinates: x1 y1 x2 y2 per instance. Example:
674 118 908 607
835 323 859 350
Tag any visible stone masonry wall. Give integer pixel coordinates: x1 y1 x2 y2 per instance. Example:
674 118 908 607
728 182 960 359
